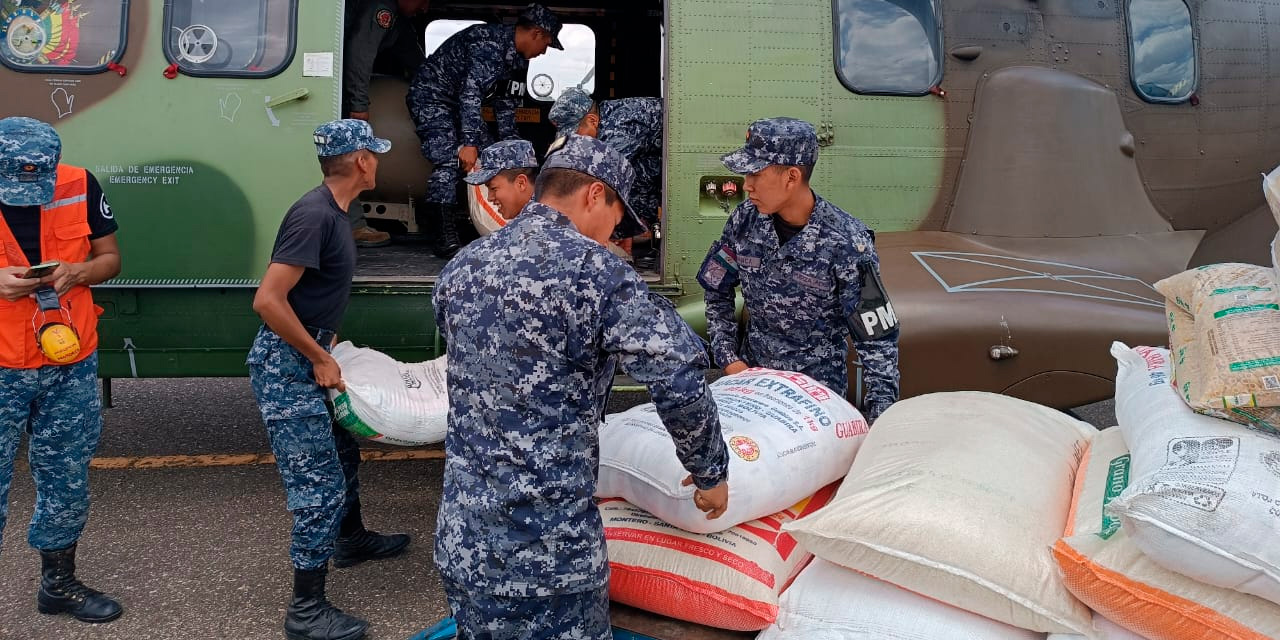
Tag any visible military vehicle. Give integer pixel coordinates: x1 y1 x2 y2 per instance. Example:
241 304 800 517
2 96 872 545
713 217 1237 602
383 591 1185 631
4 0 1275 411
4 0 1274 636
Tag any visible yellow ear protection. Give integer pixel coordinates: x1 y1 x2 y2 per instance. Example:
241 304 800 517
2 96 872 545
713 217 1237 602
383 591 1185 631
31 286 81 364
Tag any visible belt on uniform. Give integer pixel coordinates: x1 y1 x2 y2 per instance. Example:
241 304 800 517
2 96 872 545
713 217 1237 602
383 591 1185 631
304 325 337 346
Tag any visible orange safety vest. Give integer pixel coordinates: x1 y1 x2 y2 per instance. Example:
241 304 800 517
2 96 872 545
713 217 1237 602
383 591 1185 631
0 164 102 369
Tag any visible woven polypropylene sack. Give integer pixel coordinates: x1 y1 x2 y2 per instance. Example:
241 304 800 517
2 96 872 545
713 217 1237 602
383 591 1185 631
1110 342 1280 606
1155 264 1280 413
758 558 1043 640
597 369 867 534
784 391 1097 635
602 484 837 631
1053 425 1280 640
328 342 448 446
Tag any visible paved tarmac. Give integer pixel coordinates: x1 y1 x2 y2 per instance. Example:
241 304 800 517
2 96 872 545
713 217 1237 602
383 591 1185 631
0 377 1115 640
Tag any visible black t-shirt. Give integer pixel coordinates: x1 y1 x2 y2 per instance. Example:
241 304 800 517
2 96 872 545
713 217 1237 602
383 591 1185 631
270 185 356 332
772 215 805 246
0 171 118 265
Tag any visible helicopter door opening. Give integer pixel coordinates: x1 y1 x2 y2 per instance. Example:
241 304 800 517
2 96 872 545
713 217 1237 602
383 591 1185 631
351 3 664 284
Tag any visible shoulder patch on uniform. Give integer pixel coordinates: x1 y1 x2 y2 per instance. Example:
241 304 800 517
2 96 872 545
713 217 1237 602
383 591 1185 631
375 8 394 29
697 242 739 292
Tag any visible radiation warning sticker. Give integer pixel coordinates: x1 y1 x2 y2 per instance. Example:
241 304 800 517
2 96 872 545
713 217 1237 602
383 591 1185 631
375 8 394 29
729 435 760 462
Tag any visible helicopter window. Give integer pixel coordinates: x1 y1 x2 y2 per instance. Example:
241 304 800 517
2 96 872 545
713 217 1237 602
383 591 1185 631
425 19 596 103
0 0 128 73
527 24 595 102
833 0 943 96
163 0 297 78
1127 0 1196 103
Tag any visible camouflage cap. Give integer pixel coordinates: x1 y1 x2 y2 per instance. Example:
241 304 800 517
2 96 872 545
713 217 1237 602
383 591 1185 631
549 87 593 138
544 134 647 235
520 3 564 50
0 116 61 207
313 119 392 158
465 140 539 185
721 117 819 175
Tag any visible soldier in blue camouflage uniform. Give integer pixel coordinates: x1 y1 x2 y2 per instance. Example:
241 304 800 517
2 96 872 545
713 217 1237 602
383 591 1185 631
248 120 411 640
549 88 664 266
0 117 123 623
406 3 562 259
463 139 538 220
700 117 900 421
431 135 730 638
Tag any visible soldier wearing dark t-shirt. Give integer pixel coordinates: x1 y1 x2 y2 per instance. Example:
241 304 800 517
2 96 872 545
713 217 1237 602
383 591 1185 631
246 120 410 640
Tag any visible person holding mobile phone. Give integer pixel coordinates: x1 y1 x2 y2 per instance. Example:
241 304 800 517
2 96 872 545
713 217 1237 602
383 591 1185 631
0 117 123 623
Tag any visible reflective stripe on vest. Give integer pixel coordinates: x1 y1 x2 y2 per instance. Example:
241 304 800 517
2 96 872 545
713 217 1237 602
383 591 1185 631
0 164 101 369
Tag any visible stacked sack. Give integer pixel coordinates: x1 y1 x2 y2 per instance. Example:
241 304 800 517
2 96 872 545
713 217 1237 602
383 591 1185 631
327 342 449 446
774 391 1100 638
1049 348 1280 640
1085 343 1280 640
595 369 868 631
1156 264 1280 431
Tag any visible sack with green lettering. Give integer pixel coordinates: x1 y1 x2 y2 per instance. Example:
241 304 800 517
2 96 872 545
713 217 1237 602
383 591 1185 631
328 342 449 446
1154 264 1280 414
1110 342 1280 607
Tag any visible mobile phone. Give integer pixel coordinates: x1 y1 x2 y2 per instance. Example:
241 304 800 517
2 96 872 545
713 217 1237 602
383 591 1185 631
22 261 60 279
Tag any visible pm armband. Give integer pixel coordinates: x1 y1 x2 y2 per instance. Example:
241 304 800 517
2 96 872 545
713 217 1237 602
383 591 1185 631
852 261 898 341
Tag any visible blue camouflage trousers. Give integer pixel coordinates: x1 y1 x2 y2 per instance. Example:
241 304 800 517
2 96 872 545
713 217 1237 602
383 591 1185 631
411 101 464 205
0 354 102 553
442 578 611 640
247 327 361 570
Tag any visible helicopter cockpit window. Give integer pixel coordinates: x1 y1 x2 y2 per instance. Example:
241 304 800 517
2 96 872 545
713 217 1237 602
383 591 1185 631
164 0 297 78
1127 0 1196 103
0 0 128 73
833 0 943 96
425 19 596 102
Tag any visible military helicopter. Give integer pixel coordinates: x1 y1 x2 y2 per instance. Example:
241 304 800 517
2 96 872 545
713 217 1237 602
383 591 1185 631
1 0 1273 414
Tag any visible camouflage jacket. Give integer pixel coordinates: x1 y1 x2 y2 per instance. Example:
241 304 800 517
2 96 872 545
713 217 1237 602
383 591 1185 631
599 98 662 221
409 23 525 145
699 194 900 420
433 201 729 597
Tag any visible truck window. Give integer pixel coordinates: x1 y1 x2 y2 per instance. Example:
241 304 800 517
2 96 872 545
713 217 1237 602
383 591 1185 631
164 0 297 78
1127 0 1196 103
0 0 128 73
424 19 596 102
833 0 943 96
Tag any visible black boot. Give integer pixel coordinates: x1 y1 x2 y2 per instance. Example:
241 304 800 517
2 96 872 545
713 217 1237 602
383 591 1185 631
285 566 368 640
36 544 123 623
333 502 411 568
333 529 411 568
416 202 460 259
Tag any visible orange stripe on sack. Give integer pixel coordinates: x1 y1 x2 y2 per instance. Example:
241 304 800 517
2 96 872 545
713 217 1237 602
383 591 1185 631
474 185 506 228
608 562 777 631
1052 540 1270 640
605 527 775 589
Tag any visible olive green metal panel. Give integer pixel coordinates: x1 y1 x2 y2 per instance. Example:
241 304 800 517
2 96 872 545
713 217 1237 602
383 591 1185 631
13 0 345 284
94 285 441 378
663 0 946 303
